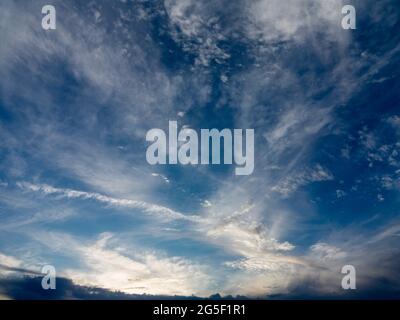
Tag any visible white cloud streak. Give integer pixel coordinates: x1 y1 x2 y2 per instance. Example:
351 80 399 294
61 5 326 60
17 182 199 222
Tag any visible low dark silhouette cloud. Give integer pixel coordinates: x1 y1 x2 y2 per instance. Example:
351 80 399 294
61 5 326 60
0 276 198 300
0 276 248 300
1 274 400 300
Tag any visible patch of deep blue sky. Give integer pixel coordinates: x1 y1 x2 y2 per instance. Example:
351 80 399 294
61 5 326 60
0 0 400 297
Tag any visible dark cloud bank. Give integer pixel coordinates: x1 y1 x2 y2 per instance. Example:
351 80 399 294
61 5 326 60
1 275 399 300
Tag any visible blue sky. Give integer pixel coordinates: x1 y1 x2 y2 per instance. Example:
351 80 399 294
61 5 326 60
0 0 400 299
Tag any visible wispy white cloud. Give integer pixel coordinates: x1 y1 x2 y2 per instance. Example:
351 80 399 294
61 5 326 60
309 243 347 261
271 165 333 197
336 189 346 199
165 0 231 67
0 253 22 277
387 115 400 136
30 231 213 296
17 182 199 222
247 0 347 43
